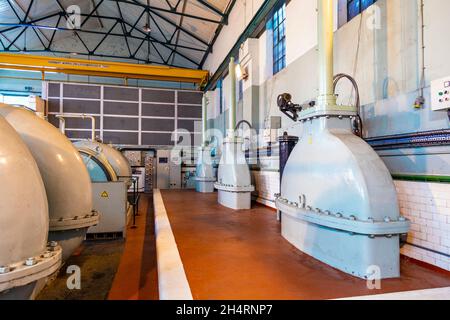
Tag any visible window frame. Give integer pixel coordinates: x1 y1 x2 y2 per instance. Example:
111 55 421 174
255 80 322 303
271 1 286 75
346 0 378 22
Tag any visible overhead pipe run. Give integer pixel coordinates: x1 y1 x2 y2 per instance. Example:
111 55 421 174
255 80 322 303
275 0 410 279
0 111 62 300
214 58 254 209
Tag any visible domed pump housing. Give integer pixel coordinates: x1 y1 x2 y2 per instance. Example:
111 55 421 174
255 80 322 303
0 104 99 262
78 147 118 183
275 0 410 279
74 140 132 187
0 115 62 300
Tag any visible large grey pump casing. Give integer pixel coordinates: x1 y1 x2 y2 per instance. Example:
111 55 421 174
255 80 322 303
279 117 409 279
276 0 409 279
0 104 98 261
0 115 62 299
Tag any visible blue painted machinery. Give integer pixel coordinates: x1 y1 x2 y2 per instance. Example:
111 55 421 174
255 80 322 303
275 0 410 279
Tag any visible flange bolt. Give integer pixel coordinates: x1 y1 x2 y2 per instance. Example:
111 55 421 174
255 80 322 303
25 257 37 266
48 241 58 251
0 266 10 274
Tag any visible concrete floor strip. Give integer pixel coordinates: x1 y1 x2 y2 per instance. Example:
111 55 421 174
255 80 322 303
153 189 193 300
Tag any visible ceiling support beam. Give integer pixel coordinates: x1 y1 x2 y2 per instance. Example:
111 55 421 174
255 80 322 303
149 7 209 47
196 0 225 18
47 14 62 50
81 0 105 28
200 0 236 68
149 13 169 43
0 0 234 70
7 0 49 49
92 20 119 53
55 0 91 53
0 21 207 53
115 0 222 24
168 0 188 65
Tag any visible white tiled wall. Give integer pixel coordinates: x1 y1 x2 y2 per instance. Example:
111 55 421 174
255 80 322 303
394 180 450 271
251 170 280 209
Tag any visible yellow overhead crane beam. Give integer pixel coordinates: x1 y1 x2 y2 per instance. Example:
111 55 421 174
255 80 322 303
0 53 209 88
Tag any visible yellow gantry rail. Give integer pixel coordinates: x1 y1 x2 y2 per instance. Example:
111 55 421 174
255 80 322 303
0 53 209 87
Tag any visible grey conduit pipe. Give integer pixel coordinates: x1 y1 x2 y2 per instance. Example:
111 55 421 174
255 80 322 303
235 120 253 130
333 73 363 137
56 114 96 141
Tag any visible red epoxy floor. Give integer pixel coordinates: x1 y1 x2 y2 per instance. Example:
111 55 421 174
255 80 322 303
161 189 450 300
108 195 159 300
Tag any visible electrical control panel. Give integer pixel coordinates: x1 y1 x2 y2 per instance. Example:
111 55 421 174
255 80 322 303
431 76 450 111
156 150 181 189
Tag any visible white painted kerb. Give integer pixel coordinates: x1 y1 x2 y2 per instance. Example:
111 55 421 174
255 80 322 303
153 189 193 300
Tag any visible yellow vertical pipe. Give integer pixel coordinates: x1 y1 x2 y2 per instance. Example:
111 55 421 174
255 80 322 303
202 94 208 146
228 57 236 136
317 0 337 108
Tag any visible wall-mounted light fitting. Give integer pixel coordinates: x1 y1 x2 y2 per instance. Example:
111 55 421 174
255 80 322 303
235 63 248 81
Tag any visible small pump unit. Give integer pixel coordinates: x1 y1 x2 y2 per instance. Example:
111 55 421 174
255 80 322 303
275 0 410 279
0 111 62 300
214 58 255 209
195 95 215 193
72 139 133 238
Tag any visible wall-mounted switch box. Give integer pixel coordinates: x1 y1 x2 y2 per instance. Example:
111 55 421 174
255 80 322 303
263 116 282 143
431 76 450 111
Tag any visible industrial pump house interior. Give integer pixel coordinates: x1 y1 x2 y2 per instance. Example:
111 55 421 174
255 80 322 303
1 0 450 302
